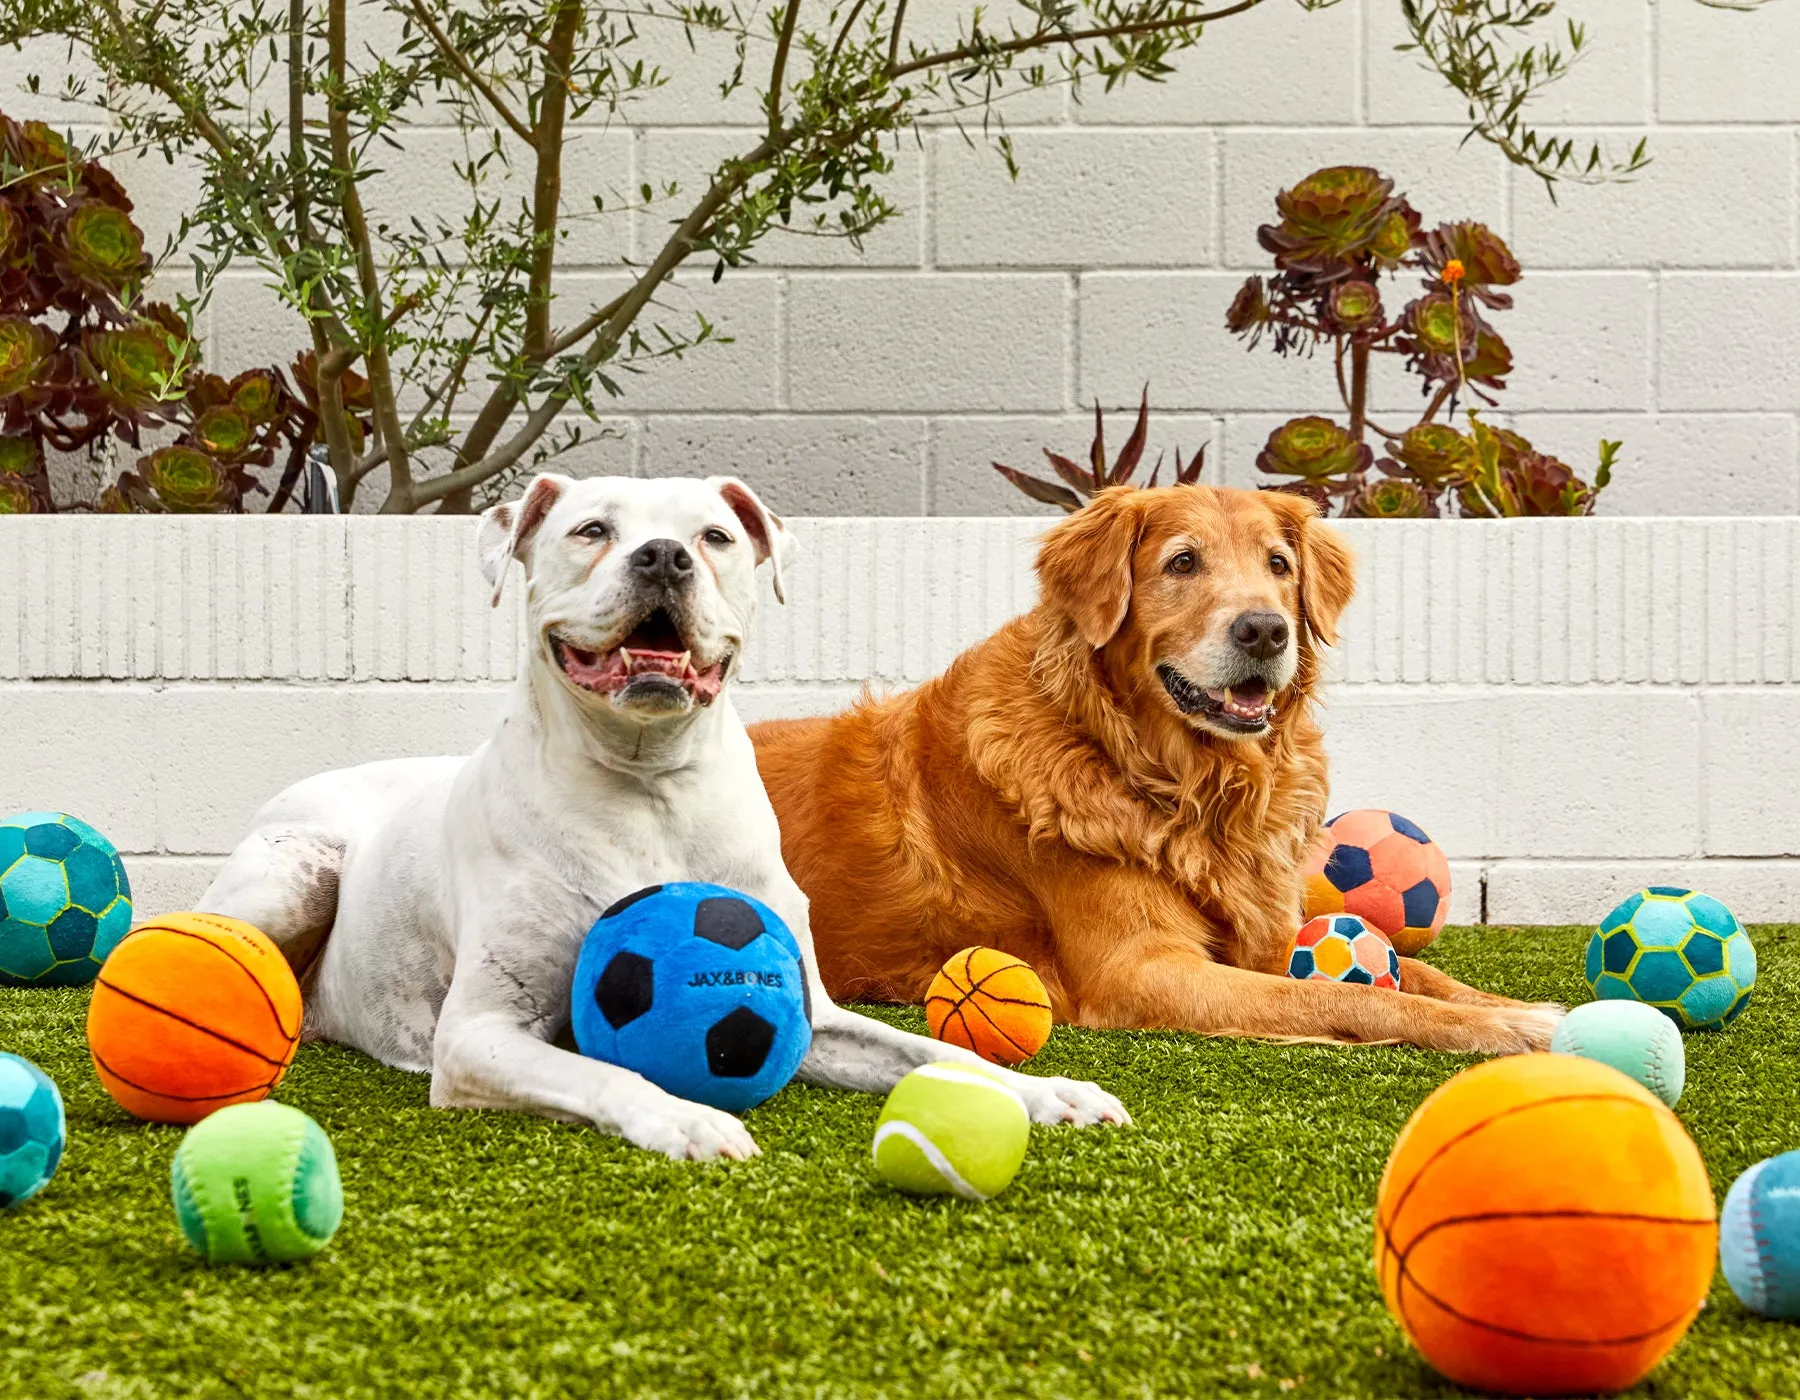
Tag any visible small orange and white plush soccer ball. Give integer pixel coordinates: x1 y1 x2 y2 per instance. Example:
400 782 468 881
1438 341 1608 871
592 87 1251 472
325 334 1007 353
1287 914 1401 989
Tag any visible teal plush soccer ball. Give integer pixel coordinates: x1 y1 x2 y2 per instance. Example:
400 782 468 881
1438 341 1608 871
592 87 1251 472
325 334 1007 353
1584 887 1755 1030
0 1052 65 1208
0 811 133 987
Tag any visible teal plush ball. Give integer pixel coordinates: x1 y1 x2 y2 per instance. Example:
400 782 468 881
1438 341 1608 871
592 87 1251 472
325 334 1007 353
1720 1151 1800 1319
170 1102 343 1265
1549 1000 1685 1107
1583 887 1755 1030
0 811 133 987
0 1052 64 1208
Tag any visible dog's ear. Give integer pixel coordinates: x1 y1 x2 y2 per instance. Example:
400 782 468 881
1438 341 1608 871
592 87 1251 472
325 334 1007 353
1036 487 1145 649
477 473 567 608
709 476 796 604
1265 491 1356 646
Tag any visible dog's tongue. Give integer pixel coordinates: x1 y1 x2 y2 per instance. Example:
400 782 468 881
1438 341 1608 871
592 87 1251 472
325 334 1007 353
1206 681 1272 721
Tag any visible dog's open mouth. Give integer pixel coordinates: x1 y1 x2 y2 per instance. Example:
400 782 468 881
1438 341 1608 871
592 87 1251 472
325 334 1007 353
1157 664 1276 734
551 608 730 707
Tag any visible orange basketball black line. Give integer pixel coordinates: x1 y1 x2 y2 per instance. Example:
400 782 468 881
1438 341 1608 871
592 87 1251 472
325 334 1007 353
931 958 1040 1058
1377 1091 1655 1244
1392 1211 1715 1348
89 1050 274 1103
91 976 293 1068
148 925 300 1042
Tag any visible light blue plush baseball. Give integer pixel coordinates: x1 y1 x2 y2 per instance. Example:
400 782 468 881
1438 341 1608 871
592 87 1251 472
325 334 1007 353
1548 1000 1685 1107
1720 1151 1800 1319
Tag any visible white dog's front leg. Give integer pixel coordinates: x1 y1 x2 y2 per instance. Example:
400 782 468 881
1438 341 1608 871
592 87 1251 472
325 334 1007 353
431 981 759 1162
801 1002 1130 1127
751 868 1131 1127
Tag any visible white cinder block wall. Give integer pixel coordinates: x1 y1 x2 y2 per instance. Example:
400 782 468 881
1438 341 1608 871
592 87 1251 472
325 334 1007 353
9 0 1799 516
1 517 1797 927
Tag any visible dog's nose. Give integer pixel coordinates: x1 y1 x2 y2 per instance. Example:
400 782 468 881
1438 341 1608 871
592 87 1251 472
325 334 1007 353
1230 610 1289 660
629 538 694 587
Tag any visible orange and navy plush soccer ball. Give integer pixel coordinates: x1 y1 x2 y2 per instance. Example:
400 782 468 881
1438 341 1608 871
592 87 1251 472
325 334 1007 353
1303 809 1452 956
1288 914 1401 989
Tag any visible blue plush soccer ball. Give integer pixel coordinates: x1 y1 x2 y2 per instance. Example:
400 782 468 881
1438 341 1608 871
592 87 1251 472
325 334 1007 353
0 1052 65 1209
570 882 813 1113
1584 887 1756 1030
0 811 133 987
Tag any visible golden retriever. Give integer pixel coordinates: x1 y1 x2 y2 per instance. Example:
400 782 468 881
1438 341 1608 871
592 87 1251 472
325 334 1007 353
751 484 1559 1053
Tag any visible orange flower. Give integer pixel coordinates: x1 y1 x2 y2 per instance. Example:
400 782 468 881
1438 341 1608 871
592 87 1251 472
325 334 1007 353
1442 259 1466 286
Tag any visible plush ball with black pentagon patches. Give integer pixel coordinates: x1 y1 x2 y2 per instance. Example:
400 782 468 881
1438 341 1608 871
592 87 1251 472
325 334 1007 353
1302 809 1451 957
570 882 813 1113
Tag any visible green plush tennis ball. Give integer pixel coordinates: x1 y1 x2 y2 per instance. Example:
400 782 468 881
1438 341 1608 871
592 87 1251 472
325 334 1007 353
169 1101 343 1264
871 1061 1030 1201
1549 1000 1686 1107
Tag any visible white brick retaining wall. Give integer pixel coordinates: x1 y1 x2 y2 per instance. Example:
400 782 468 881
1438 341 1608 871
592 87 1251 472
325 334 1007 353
2 516 1797 926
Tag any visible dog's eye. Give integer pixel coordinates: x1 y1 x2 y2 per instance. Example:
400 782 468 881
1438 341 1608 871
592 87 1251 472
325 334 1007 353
703 527 734 547
574 520 609 541
1167 551 1197 575
1269 553 1291 576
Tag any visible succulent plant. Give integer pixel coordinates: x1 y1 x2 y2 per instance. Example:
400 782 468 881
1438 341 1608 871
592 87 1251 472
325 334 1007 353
1257 416 1373 483
192 404 258 461
1402 292 1477 361
1225 276 1272 344
0 316 54 401
1348 476 1433 519
1328 280 1383 334
124 445 242 513
1258 166 1404 283
0 199 23 267
0 473 42 513
1368 204 1422 270
993 388 1205 512
1391 422 1475 492
0 110 311 512
1228 165 1608 518
0 432 42 476
228 369 285 424
1510 451 1595 516
1420 222 1520 308
61 201 147 296
1460 329 1514 387
79 320 181 416
2 119 73 191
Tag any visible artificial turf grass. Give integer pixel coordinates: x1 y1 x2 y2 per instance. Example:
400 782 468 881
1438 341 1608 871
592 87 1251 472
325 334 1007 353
0 928 1793 1400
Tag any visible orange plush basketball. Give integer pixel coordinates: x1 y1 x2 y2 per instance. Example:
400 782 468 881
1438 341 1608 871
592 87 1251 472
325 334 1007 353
1375 1054 1716 1396
925 947 1053 1066
86 912 303 1124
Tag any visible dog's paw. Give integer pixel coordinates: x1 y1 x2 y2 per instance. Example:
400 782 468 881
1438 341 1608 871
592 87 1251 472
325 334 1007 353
1485 1002 1566 1054
1006 1074 1132 1128
616 1094 761 1162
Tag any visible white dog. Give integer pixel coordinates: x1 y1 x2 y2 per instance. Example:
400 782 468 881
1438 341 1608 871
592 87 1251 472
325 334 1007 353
199 474 1127 1159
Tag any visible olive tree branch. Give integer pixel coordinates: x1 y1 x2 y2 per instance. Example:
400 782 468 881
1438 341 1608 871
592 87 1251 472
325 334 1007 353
403 0 538 148
886 0 1267 78
326 0 414 509
413 128 799 506
766 0 802 137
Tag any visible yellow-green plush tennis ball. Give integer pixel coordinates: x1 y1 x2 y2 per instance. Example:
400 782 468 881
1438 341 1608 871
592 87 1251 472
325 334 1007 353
871 1061 1029 1201
170 1101 343 1265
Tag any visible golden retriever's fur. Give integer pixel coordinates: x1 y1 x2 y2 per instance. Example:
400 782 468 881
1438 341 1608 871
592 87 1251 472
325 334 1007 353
752 485 1559 1053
